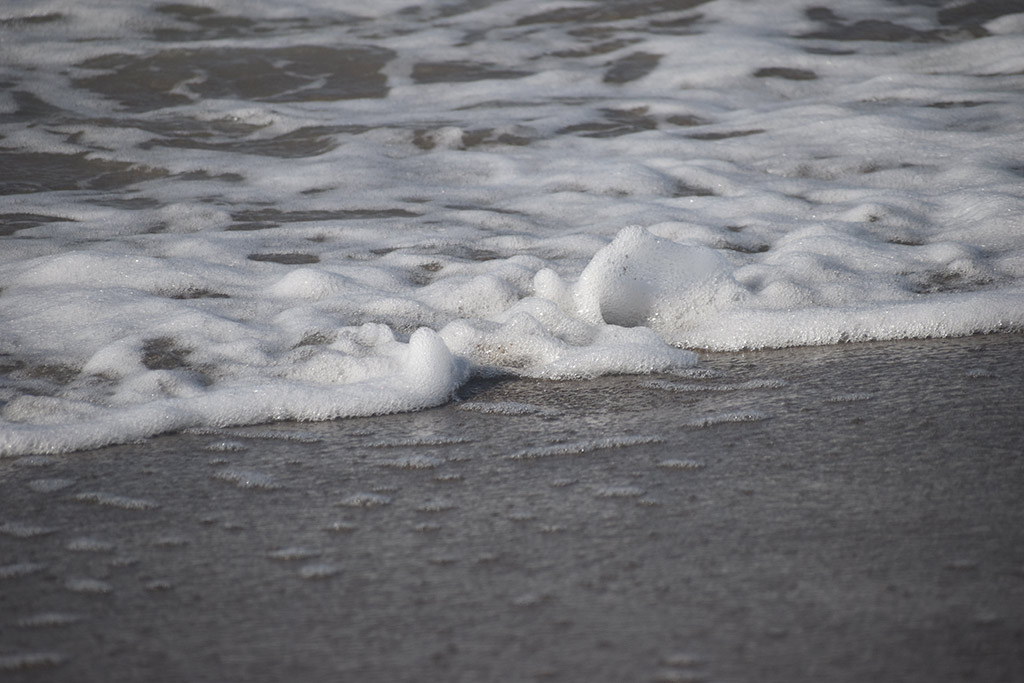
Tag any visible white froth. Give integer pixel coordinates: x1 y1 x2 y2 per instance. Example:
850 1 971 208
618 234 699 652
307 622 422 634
1 0 1022 454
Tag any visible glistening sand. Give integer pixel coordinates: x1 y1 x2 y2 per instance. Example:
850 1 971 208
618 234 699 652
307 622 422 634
1 333 1022 682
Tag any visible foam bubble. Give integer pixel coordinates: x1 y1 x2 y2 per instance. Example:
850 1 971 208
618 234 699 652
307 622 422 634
572 226 741 330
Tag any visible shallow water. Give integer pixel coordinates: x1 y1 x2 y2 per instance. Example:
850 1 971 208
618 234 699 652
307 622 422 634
1 0 1024 453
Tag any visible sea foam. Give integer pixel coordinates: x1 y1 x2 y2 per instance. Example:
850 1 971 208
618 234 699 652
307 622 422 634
1 0 1022 454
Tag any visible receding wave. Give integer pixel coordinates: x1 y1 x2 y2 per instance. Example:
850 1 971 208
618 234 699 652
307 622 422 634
0 0 1021 454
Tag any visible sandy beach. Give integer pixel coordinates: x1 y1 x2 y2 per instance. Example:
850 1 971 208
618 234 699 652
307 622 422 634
3 1 1024 680
1 333 1022 682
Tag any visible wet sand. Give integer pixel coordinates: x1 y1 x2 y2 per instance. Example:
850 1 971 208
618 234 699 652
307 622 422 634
1 333 1023 682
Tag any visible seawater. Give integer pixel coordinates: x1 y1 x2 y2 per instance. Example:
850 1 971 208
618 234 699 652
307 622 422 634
1 0 1023 455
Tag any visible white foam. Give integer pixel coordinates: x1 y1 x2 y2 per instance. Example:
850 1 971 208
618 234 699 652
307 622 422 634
0 0 1021 454
572 226 741 330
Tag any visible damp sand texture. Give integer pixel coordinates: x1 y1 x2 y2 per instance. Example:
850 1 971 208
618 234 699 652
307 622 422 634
1 334 1023 682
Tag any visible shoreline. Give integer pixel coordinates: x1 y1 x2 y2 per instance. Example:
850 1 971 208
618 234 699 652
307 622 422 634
1 333 1022 682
